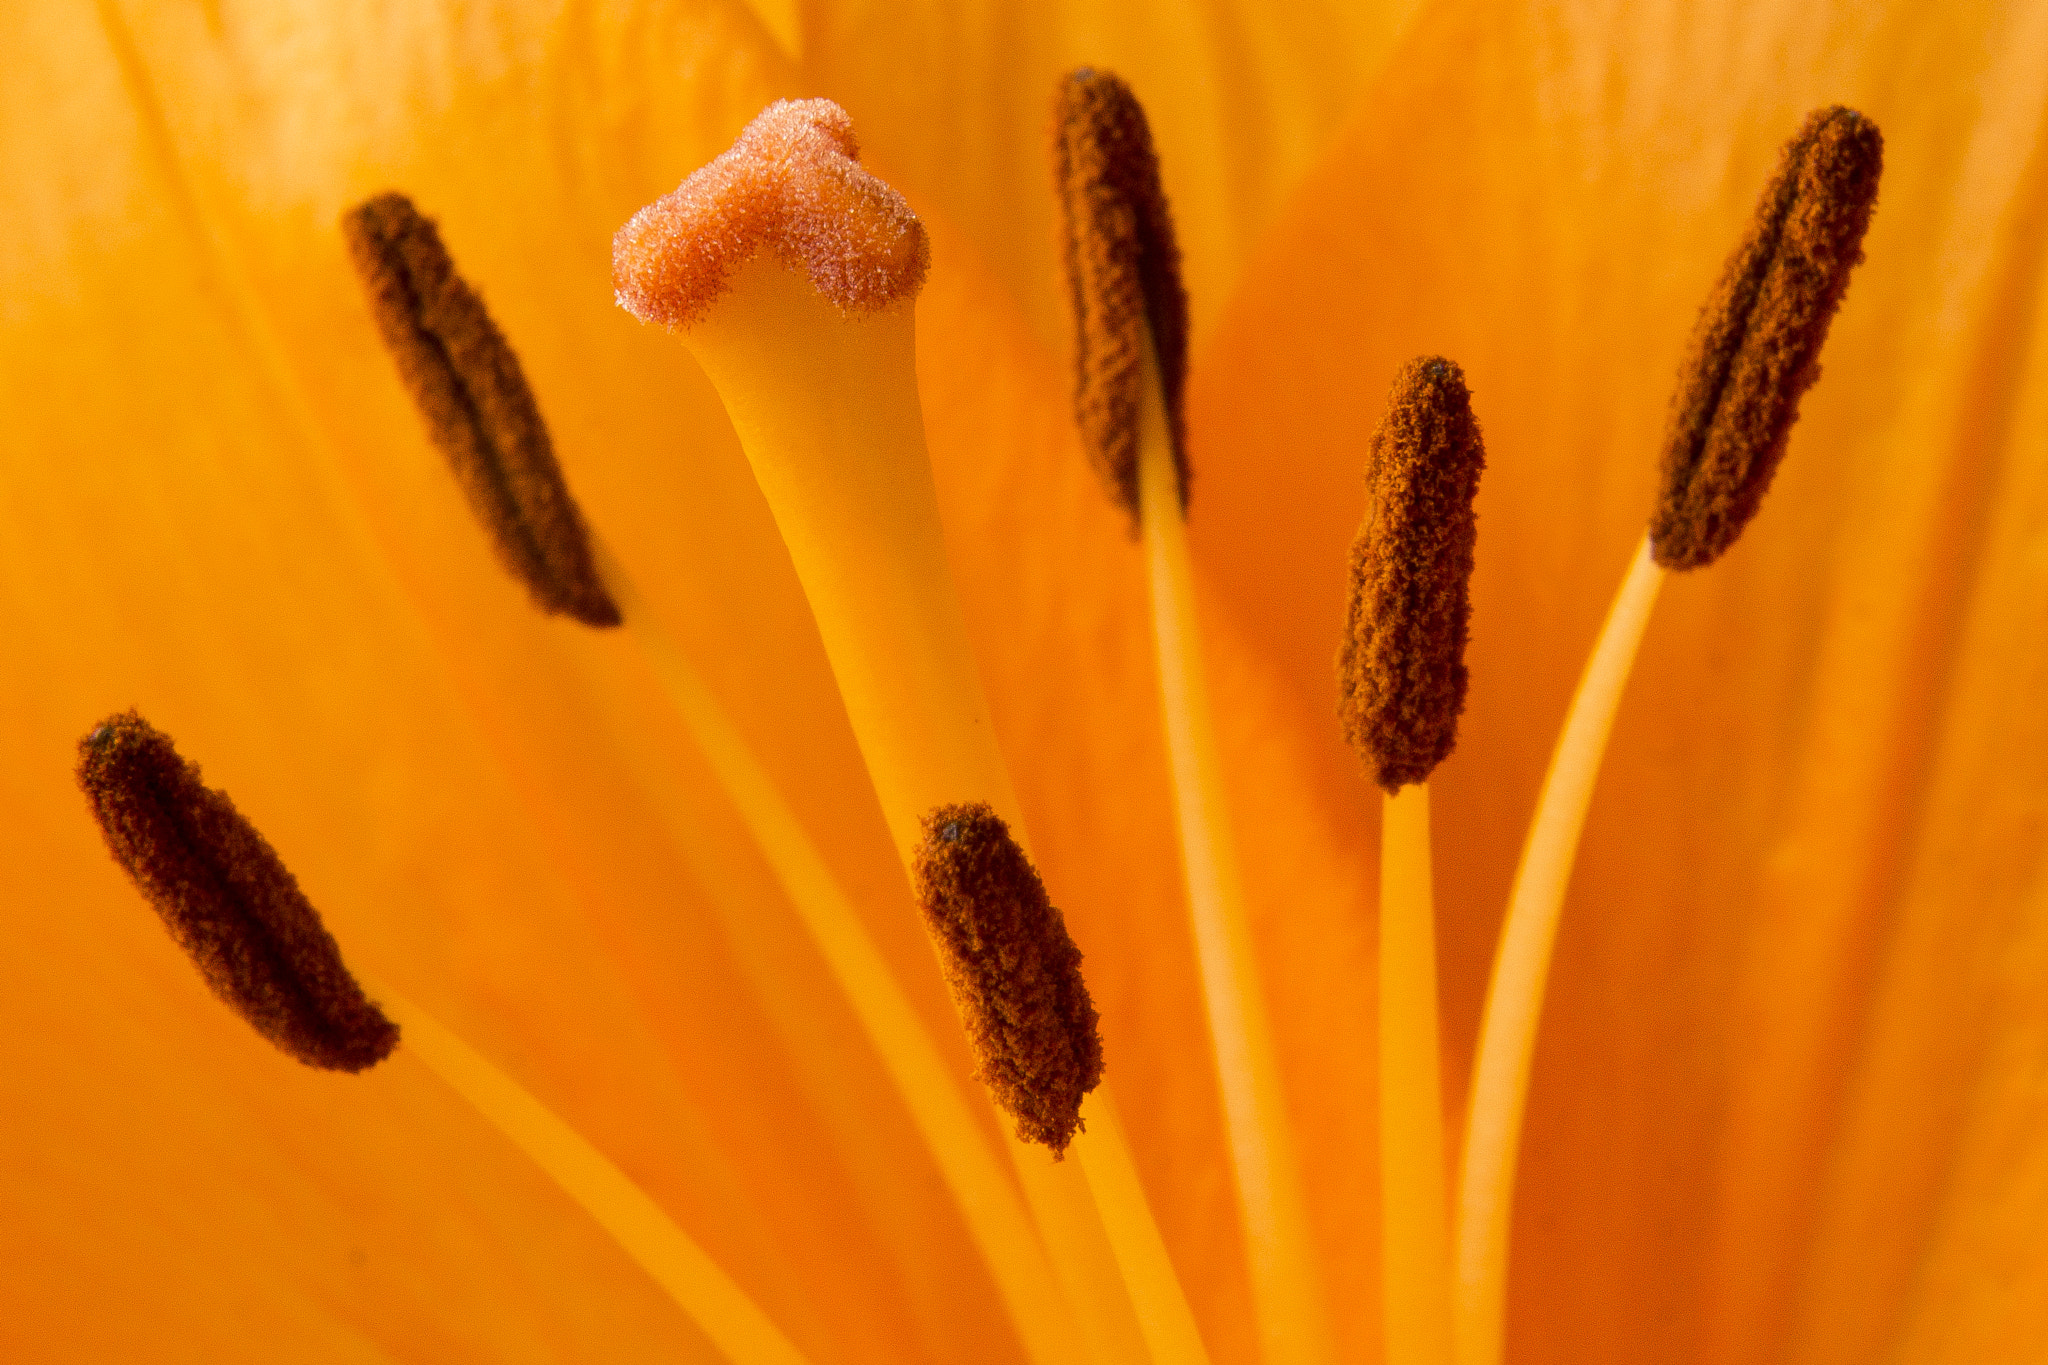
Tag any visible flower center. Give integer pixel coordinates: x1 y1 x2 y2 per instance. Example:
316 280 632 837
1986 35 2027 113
76 65 1886 1365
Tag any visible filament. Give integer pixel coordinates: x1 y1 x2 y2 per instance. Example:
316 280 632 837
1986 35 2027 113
1453 537 1664 1365
1380 781 1453 1365
1077 1091 1215 1365
376 986 810 1365
1135 332 1333 1363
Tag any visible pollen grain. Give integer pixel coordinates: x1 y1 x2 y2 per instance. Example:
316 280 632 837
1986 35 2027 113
911 804 1104 1156
1053 68 1191 528
1650 106 1883 570
344 192 620 627
1338 357 1486 792
77 711 398 1073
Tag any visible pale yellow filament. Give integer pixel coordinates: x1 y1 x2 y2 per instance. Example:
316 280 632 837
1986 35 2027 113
372 986 808 1365
599 557 1086 1365
1076 1091 1214 1365
1135 336 1334 1365
1009 1135 1152 1365
1453 536 1664 1365
680 259 1196 1361
1381 782 1452 1365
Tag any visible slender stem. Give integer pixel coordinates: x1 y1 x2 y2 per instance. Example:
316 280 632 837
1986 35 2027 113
681 260 1191 1358
375 987 809 1365
1136 337 1333 1364
1453 536 1664 1365
684 261 1023 860
602 556 1084 1365
1381 781 1453 1365
1007 1139 1153 1365
1076 1091 1215 1365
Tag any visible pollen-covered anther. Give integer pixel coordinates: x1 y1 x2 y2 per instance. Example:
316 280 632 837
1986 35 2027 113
343 193 621 627
910 804 1104 1156
76 711 399 1073
1053 68 1191 528
612 99 930 328
1650 106 1883 570
1338 357 1487 792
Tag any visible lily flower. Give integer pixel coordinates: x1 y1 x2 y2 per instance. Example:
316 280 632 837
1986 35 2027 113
4 3 2043 1363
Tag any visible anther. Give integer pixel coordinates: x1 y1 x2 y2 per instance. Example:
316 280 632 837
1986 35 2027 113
612 99 930 328
77 712 398 1072
343 193 621 627
910 804 1104 1156
1338 357 1486 792
1650 107 1883 570
1052 68 1191 528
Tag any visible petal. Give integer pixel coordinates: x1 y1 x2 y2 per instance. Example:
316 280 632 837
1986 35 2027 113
2 1 1026 1357
802 0 1427 348
1188 0 2048 1360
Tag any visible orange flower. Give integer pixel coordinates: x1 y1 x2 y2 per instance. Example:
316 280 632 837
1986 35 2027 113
4 2 2043 1362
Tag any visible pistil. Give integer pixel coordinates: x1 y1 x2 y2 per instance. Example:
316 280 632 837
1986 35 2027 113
352 183 1089 1363
647 253 995 859
617 98 1196 1364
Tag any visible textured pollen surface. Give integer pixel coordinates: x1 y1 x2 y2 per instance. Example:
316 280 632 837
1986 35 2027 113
1338 358 1486 792
344 193 620 628
1053 68 1191 529
612 99 930 327
1650 106 1883 570
910 804 1104 1155
76 712 398 1072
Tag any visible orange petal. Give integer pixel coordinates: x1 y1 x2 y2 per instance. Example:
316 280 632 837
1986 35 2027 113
1189 1 2048 1360
802 0 1426 348
1 1 1023 1357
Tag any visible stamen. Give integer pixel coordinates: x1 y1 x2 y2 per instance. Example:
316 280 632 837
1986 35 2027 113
613 99 929 329
79 708 806 1354
1337 354 1484 1365
1058 72 1333 1362
376 987 810 1365
911 804 1104 1157
342 193 621 627
1338 356 1486 791
1455 114 1882 1365
1053 68 1191 528
76 711 397 1072
1650 107 1883 569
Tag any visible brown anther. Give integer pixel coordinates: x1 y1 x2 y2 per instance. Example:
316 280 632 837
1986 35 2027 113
1053 68 1191 529
77 712 398 1072
343 193 621 627
612 99 930 328
1337 358 1486 792
1650 106 1883 570
910 804 1104 1156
